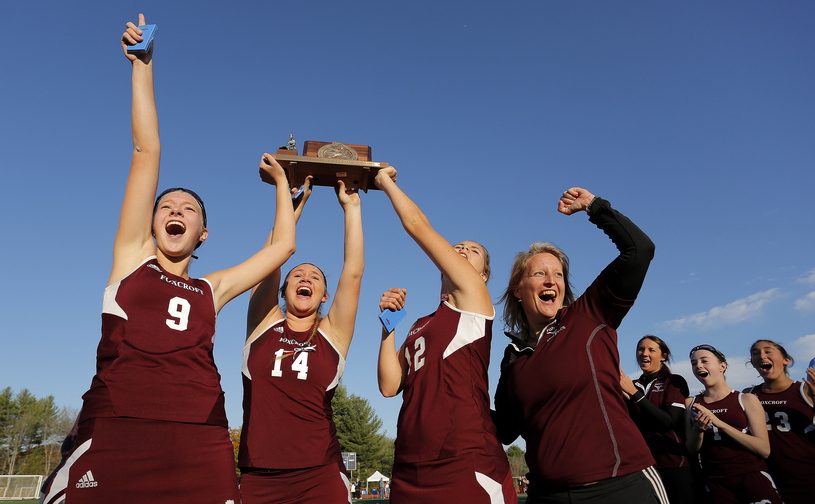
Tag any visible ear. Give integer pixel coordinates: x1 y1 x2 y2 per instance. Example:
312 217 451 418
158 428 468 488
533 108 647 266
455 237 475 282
480 272 488 283
199 228 209 244
322 292 329 304
513 286 522 300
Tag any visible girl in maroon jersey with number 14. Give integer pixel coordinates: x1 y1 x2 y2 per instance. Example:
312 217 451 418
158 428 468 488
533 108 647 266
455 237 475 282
238 173 367 504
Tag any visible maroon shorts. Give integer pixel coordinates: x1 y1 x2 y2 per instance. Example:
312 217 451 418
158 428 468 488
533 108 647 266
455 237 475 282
239 461 350 504
392 453 517 504
705 471 782 504
40 417 239 504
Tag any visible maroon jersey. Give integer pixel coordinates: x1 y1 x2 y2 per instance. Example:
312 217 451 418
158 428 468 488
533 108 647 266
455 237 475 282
632 367 691 468
80 257 227 426
494 277 655 486
239 319 345 469
691 390 767 479
749 381 815 504
394 302 506 463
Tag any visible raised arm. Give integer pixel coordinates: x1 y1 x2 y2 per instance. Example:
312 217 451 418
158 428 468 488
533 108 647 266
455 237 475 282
246 177 312 337
206 154 296 313
377 288 409 397
559 187 655 301
373 167 491 315
322 181 364 358
110 14 161 284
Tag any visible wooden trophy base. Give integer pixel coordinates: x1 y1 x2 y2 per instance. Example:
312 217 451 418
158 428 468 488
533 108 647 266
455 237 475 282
272 141 389 192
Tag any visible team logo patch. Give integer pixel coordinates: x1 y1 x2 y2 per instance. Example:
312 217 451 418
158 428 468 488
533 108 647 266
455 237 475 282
76 470 98 488
273 326 284 333
652 382 664 392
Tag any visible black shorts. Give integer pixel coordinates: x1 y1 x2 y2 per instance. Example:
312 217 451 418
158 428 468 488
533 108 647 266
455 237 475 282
526 467 667 504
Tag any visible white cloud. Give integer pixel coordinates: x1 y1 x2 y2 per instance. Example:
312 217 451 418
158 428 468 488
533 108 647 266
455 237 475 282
793 291 815 312
797 268 815 285
789 334 815 371
661 289 779 332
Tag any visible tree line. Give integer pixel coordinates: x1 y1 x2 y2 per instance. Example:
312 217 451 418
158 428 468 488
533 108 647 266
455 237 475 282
0 387 76 476
3 385 527 483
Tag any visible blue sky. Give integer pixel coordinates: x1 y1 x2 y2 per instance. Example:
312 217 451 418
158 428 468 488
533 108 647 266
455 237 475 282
2 1 814 443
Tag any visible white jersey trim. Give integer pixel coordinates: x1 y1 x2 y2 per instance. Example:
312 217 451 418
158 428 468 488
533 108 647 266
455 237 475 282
442 302 495 359
41 438 93 504
242 318 345 391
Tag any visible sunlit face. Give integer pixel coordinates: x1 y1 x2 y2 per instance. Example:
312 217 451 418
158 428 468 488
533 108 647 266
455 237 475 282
152 191 207 257
453 241 488 281
283 264 328 316
637 338 666 374
750 341 791 381
513 253 566 326
690 350 726 386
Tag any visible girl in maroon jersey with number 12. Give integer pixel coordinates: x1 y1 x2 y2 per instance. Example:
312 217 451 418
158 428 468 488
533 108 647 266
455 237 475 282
375 166 516 504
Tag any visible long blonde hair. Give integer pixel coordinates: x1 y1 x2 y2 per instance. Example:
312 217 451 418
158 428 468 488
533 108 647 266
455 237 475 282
500 242 575 337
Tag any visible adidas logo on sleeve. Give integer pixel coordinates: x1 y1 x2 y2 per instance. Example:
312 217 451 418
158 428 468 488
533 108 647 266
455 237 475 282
76 470 98 488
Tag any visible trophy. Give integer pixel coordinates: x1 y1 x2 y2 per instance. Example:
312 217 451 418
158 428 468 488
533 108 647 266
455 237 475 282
272 135 389 192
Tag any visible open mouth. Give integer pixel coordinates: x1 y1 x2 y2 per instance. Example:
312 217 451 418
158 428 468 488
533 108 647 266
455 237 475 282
165 220 186 236
538 290 556 302
759 362 772 371
296 285 313 297
697 371 709 378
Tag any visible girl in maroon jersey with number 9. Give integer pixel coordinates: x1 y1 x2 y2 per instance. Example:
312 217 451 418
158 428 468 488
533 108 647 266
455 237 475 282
375 166 516 504
494 188 665 504
687 344 782 504
744 339 815 504
40 14 296 504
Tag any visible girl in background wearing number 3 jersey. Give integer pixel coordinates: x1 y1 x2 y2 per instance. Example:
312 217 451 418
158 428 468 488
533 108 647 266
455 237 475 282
686 345 782 504
40 14 296 504
744 339 815 504
375 166 516 504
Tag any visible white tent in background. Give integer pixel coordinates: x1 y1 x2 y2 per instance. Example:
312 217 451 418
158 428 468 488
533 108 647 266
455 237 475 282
365 471 390 496
366 471 389 483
